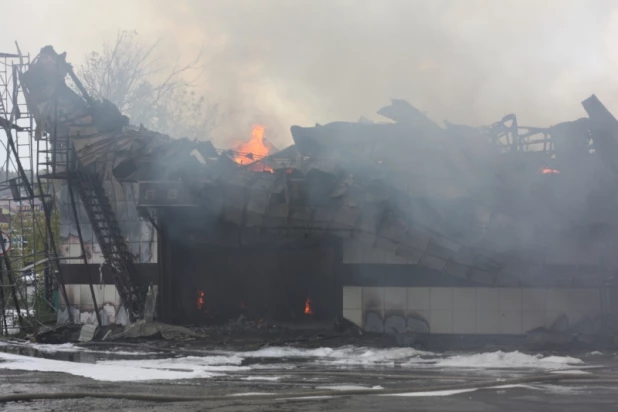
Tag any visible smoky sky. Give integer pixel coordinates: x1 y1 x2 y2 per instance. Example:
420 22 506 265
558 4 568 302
2 0 618 147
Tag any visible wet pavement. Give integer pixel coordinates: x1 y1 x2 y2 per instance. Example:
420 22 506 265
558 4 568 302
0 342 617 411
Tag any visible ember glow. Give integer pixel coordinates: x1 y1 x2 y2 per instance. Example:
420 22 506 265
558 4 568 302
540 168 560 175
232 125 273 172
197 289 205 310
304 298 313 315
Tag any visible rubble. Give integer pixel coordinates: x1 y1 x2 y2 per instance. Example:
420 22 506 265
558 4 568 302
109 321 200 341
77 324 98 343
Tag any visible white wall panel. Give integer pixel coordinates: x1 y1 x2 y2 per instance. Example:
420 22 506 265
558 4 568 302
430 310 453 333
385 287 406 311
453 310 475 334
430 287 454 310
343 286 609 336
343 286 362 310
407 287 430 311
522 289 546 312
343 309 362 327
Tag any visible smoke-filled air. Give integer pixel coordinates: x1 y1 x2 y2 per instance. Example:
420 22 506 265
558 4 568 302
2 0 618 147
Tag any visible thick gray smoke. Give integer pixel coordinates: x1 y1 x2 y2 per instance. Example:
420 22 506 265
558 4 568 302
3 0 618 147
143 0 618 147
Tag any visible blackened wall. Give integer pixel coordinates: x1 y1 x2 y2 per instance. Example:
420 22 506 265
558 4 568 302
60 263 158 285
158 221 343 324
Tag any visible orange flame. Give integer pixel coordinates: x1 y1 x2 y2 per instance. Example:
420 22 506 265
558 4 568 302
304 298 313 315
197 289 205 310
541 168 560 175
232 125 273 172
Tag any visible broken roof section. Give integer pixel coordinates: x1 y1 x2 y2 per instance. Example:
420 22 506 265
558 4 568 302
177 97 618 286
21 45 618 288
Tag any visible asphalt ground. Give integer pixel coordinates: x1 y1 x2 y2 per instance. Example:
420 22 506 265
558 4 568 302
0 344 617 411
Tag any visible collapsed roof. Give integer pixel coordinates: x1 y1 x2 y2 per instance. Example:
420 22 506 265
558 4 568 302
21 46 618 290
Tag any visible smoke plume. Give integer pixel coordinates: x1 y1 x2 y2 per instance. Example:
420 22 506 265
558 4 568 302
3 0 618 147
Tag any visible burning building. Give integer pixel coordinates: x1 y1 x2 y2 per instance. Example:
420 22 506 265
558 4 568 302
9 45 618 345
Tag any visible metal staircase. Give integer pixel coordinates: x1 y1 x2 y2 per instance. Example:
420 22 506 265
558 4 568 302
37 128 145 318
71 160 145 317
16 47 145 320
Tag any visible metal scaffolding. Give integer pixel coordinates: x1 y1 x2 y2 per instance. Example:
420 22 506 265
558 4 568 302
0 48 67 334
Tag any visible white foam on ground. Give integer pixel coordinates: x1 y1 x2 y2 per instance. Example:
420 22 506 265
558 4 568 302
587 351 604 356
387 383 583 397
230 392 273 396
316 385 383 391
98 355 248 373
430 351 583 370
229 346 433 366
250 363 297 370
0 352 219 381
549 369 592 375
0 341 151 356
0 343 589 383
241 376 283 381
387 388 479 397
529 384 585 394
229 346 584 370
388 384 528 397
286 396 336 400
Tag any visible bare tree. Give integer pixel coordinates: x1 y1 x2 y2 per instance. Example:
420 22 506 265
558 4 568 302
78 30 220 139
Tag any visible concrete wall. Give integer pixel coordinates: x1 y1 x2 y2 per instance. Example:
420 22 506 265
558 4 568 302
343 286 608 335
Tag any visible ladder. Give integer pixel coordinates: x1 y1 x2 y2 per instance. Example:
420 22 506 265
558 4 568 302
71 160 145 318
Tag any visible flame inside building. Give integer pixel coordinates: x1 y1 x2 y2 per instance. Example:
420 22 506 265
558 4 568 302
197 290 205 310
304 298 313 315
231 125 276 172
541 167 560 174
